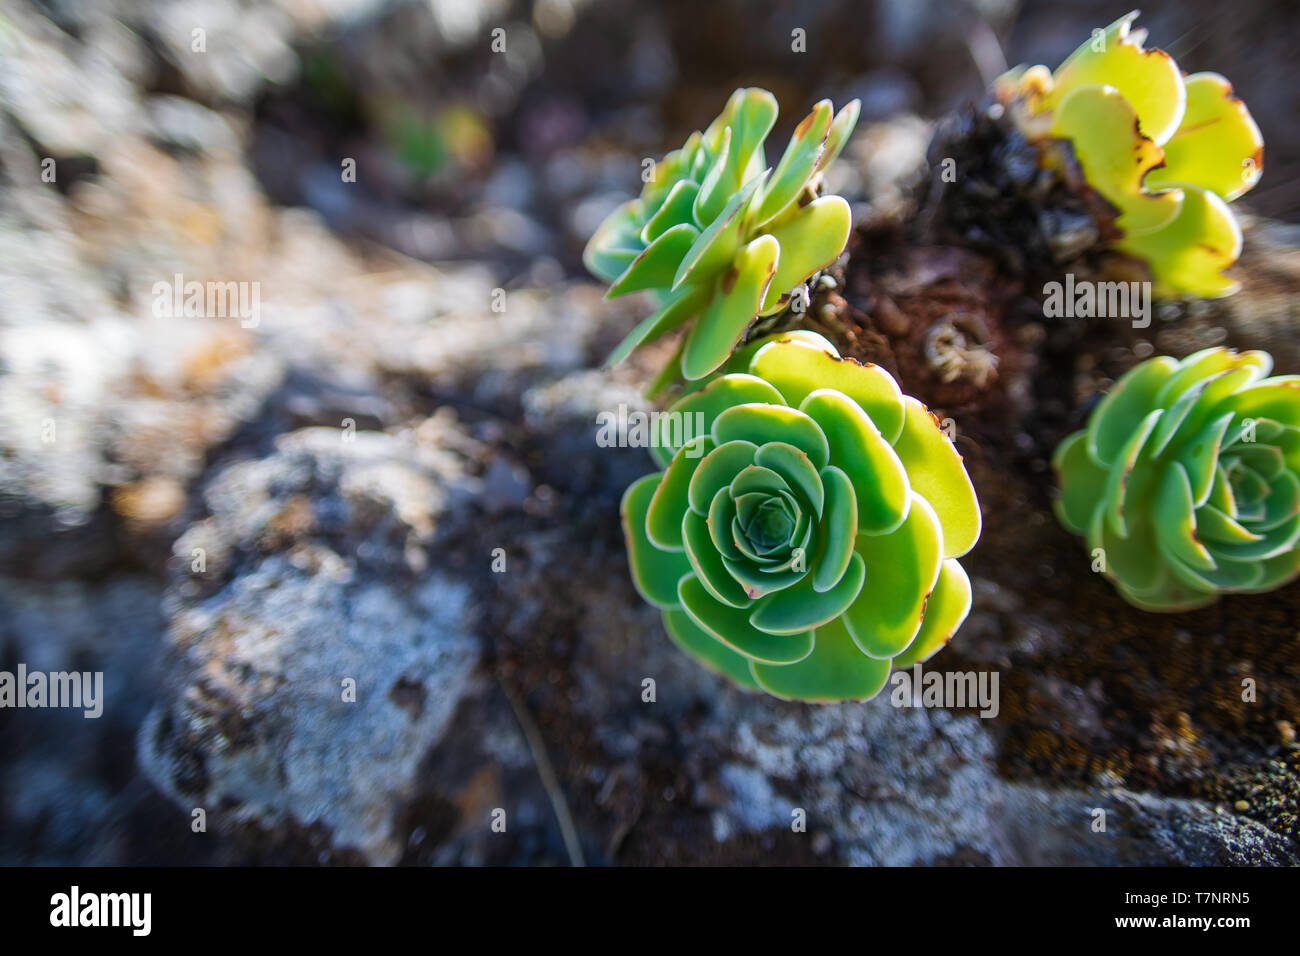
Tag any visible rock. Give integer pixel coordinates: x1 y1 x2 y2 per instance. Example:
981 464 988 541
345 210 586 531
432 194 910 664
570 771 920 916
140 427 481 864
1001 787 1300 866
714 704 1004 865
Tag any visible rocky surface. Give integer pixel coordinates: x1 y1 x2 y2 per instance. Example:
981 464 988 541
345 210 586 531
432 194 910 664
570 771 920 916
1 0 1297 866
140 427 481 865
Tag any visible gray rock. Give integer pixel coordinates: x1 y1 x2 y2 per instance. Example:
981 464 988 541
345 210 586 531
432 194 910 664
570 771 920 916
140 427 481 864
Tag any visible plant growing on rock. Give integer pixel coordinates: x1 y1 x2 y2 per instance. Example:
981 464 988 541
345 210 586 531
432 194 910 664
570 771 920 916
585 88 859 386
998 10 1264 297
835 10 1268 413
1054 347 1300 612
621 333 981 701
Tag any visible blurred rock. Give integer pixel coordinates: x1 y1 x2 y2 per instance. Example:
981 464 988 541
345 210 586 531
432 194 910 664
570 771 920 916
140 427 481 864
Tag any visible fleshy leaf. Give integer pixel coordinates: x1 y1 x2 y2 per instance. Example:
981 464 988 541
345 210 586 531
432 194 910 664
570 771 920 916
673 172 766 292
622 474 692 607
892 559 973 668
1115 184 1243 298
1146 72 1263 201
1153 463 1216 572
682 508 753 608
681 233 779 380
607 222 700 298
688 440 758 515
715 88 779 206
1100 408 1161 537
641 180 701 243
844 495 943 658
1050 84 1183 238
658 373 785 463
603 285 707 370
1087 506 1163 595
646 436 713 550
583 198 644 281
722 554 805 599
813 98 861 174
754 442 825 518
1053 429 1107 535
678 575 814 664
1195 503 1260 545
1087 356 1178 465
758 196 852 314
800 389 910 534
749 614 890 703
712 402 830 470
749 551 865 634
1228 377 1300 427
692 125 735 227
753 100 832 227
891 396 981 557
1044 11 1186 146
749 339 905 442
809 465 857 592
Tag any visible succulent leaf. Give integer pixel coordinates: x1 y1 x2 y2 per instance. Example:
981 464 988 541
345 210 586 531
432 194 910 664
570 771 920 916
1114 185 1243 297
749 615 891 703
712 403 830 470
843 495 944 659
602 285 708 371
1055 348 1300 611
607 221 701 297
815 99 862 174
891 396 983 558
585 89 860 381
891 559 974 668
1146 73 1264 201
1049 85 1183 238
758 196 852 314
682 233 779 380
620 339 982 702
1042 11 1186 146
754 100 832 227
749 336 906 440
622 474 693 607
678 575 814 664
801 389 910 535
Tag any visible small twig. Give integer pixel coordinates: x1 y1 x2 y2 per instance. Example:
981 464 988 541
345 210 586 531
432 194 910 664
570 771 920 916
500 680 586 867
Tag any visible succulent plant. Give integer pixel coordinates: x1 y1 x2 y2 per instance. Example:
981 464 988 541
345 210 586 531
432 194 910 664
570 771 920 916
621 332 982 701
1054 347 1300 612
585 88 860 385
999 10 1263 297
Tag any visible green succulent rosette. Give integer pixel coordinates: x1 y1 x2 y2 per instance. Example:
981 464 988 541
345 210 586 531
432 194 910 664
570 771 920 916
999 11 1264 297
585 88 860 384
621 332 982 702
1054 348 1300 612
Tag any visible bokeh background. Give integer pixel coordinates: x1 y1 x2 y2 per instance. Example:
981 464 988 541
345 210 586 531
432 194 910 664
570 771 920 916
1 0 1297 865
